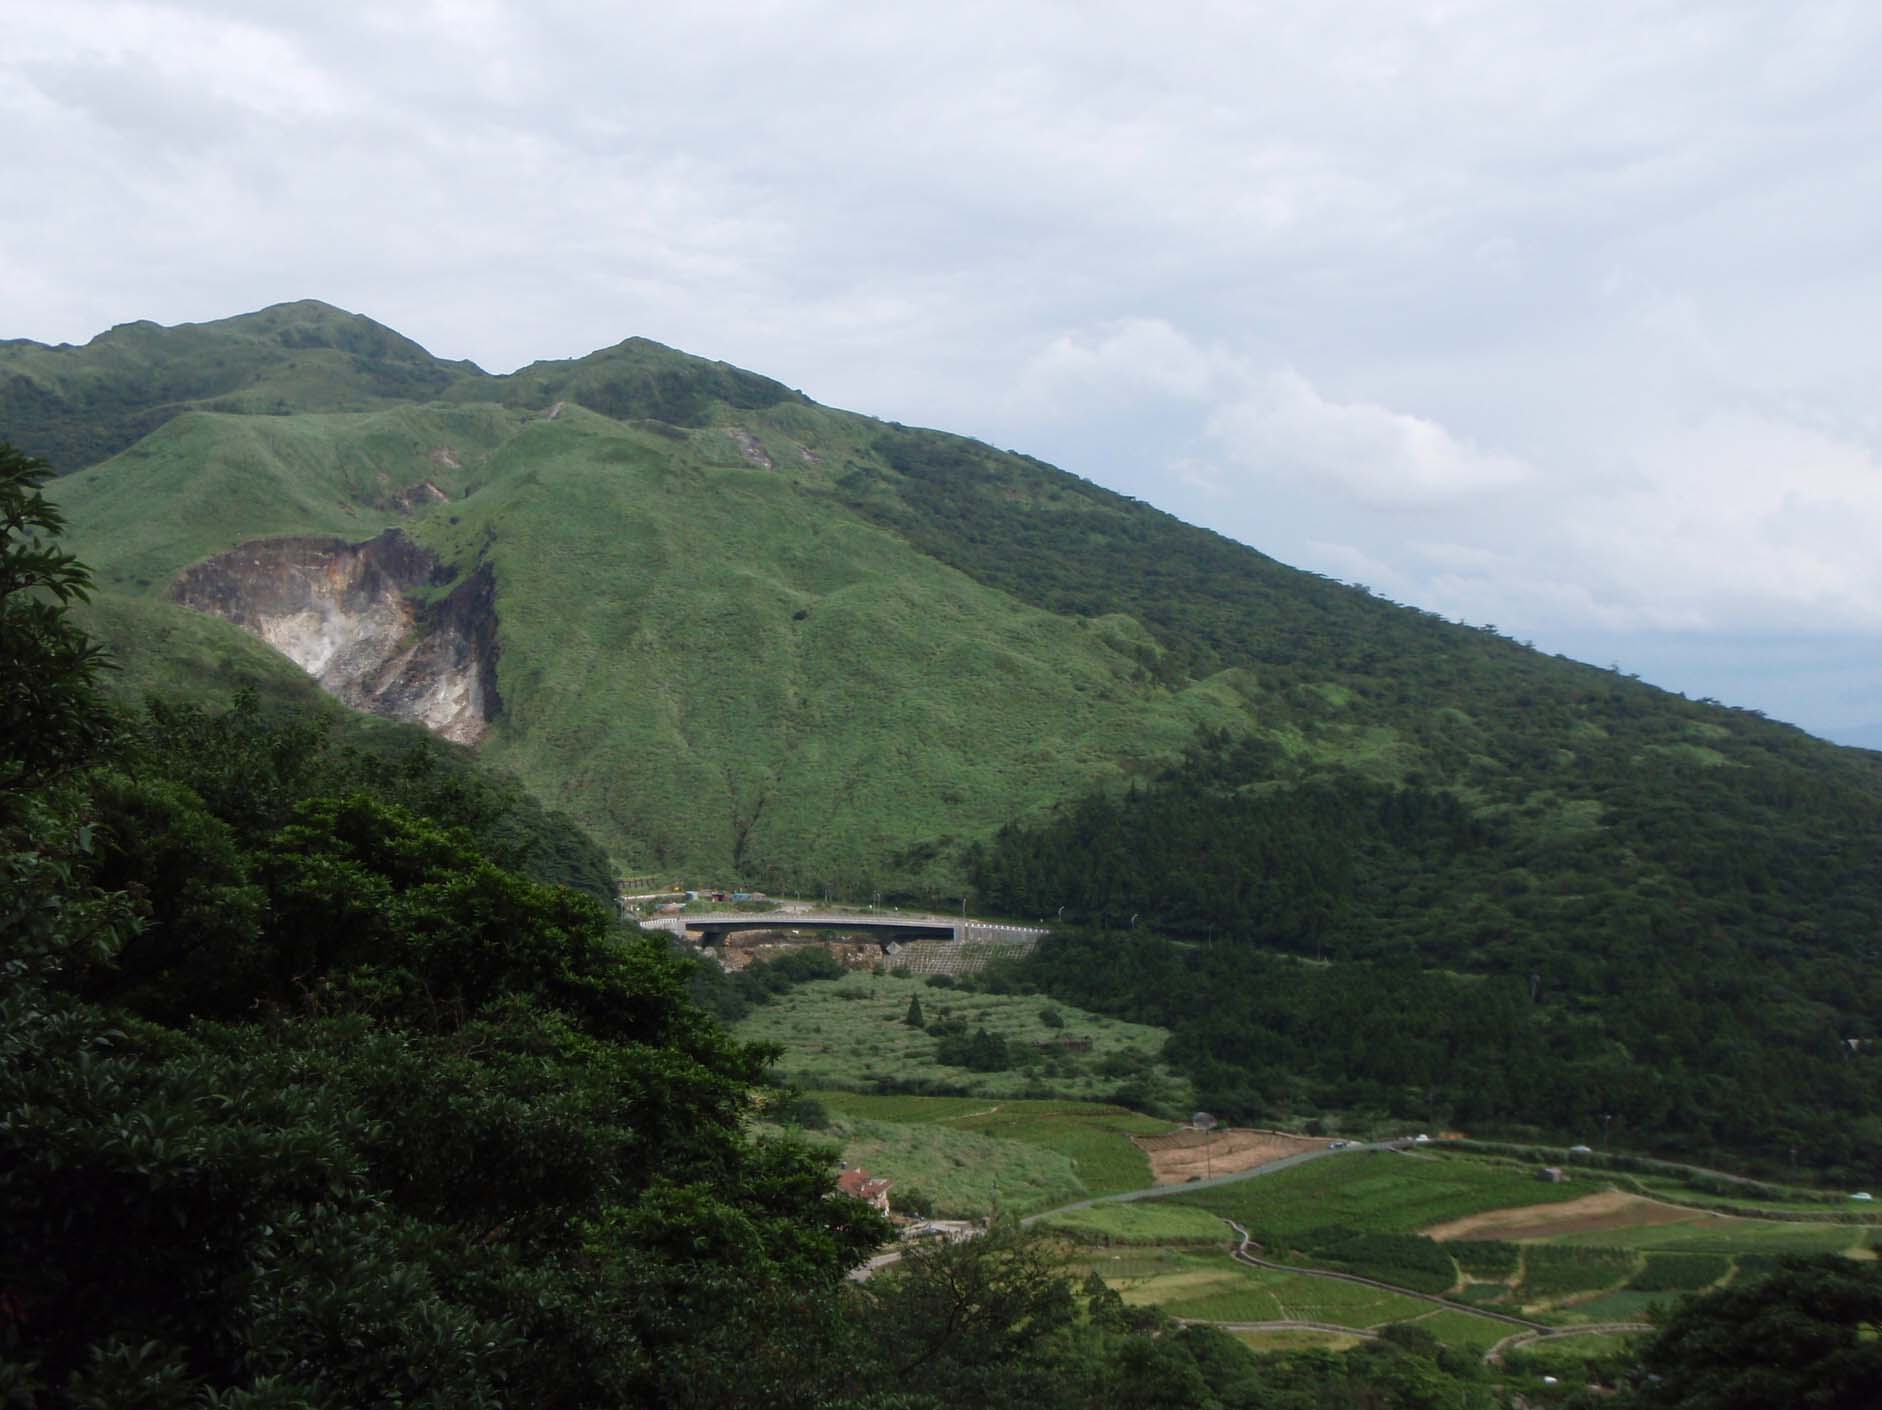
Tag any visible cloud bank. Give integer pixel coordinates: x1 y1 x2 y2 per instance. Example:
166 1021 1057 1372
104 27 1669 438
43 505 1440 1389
6 0 1882 735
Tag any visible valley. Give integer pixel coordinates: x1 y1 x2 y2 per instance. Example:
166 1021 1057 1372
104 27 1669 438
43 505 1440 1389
9 299 1882 1401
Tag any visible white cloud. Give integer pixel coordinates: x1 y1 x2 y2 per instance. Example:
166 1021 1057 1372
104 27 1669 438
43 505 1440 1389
1204 369 1535 510
7 0 1882 731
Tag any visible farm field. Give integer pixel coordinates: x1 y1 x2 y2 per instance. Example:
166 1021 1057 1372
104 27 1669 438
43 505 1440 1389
815 1092 1166 1197
1068 1246 1512 1349
830 1114 1083 1217
1550 1215 1877 1256
1168 1150 1589 1236
1035 1201 1231 1245
1234 1329 1366 1353
1058 1146 1882 1342
737 971 1193 1106
1505 1330 1642 1373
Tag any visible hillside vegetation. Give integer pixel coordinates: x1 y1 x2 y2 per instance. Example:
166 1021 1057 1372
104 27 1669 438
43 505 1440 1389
15 300 1882 1178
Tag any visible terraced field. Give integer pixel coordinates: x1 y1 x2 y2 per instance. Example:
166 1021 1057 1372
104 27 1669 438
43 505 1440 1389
1067 1247 1514 1349
1067 1145 1882 1349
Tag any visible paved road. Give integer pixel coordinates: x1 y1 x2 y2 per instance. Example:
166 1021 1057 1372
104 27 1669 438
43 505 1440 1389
1022 1138 1412 1225
1484 1322 1654 1362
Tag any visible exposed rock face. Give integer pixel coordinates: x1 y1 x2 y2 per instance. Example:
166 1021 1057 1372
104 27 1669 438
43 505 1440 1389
170 531 499 744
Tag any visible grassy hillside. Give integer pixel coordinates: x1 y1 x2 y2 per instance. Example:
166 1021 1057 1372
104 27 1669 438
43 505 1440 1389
20 299 1882 1176
48 393 1251 890
0 300 479 472
34 301 1882 898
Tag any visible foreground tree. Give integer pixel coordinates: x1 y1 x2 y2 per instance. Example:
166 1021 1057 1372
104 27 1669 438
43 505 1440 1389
0 436 891 1407
1624 1256 1882 1409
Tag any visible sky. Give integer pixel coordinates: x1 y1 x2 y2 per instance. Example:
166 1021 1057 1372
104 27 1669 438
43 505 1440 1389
7 0 1882 743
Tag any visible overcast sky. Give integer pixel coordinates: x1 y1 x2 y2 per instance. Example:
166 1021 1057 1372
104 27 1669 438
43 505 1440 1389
8 1 1882 742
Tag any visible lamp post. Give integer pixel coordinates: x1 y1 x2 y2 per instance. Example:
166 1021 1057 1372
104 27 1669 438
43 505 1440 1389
1193 1111 1217 1181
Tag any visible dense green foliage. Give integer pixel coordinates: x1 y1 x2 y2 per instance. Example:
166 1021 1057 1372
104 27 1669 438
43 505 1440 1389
977 722 1882 1172
10 436 1548 1407
1623 1256 1882 1409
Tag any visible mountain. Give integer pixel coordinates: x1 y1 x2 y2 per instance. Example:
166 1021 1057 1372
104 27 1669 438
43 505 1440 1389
24 301 1882 902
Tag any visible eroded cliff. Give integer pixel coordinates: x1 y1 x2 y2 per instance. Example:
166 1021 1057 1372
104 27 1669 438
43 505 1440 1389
169 531 499 744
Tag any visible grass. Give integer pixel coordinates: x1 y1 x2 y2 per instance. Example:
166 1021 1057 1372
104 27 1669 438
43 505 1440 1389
1075 1151 1882 1343
1551 1218 1871 1256
1549 1290 1675 1325
1629 1252 1730 1292
1234 1329 1364 1352
737 971 1191 1107
1509 1330 1643 1372
814 1092 1166 1197
1068 1246 1511 1349
1036 1203 1230 1245
53 393 1258 893
1625 1173 1882 1218
1169 1150 1589 1237
829 1115 1081 1217
1517 1245 1638 1302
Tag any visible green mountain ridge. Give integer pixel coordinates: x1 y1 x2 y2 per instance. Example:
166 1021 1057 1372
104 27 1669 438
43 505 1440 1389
25 302 1882 912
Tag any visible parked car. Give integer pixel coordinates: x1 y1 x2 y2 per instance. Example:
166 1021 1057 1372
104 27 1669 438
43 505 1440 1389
1569 1144 1594 1154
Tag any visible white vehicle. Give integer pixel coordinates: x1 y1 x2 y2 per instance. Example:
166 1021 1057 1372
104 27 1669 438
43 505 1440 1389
1412 1133 1431 1144
1569 1144 1594 1154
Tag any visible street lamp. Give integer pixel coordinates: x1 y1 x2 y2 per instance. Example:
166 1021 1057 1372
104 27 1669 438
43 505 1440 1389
1193 1111 1218 1181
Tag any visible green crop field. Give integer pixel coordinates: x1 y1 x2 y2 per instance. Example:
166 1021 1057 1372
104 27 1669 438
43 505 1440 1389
1628 1252 1731 1292
1036 1202 1230 1245
1234 1329 1365 1353
1069 1246 1511 1349
737 972 1192 1107
1516 1245 1638 1302
828 1114 1082 1217
813 1092 1166 1197
1551 1218 1871 1256
1169 1151 1589 1236
1508 1330 1643 1373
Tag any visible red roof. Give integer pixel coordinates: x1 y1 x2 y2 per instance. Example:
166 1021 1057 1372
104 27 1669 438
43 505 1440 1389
836 1167 893 1199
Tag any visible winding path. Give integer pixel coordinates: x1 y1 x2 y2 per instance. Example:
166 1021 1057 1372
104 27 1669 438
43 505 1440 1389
1219 1219 1546 1331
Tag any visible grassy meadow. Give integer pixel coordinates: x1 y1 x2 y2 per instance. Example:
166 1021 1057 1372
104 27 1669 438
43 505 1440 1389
50 393 1258 891
1167 1150 1587 1236
735 970 1193 1107
815 1092 1167 1198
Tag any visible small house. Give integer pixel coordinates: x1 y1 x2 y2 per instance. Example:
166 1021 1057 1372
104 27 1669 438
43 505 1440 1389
836 1166 894 1216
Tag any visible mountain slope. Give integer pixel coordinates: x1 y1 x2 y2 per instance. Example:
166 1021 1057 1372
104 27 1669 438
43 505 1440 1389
28 303 1882 910
0 300 480 473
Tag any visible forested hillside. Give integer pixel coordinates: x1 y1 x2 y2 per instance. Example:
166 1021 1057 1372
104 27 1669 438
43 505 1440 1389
8 436 1615 1410
13 300 1882 1180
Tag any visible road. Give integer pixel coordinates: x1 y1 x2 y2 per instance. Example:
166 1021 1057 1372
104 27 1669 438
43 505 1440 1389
1020 1137 1413 1226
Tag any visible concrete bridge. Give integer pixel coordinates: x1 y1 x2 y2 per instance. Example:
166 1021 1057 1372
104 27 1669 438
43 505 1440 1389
640 912 1047 949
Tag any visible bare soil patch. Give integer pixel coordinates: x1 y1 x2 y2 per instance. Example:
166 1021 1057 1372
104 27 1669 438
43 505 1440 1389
1424 1189 1704 1242
1133 1127 1327 1185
